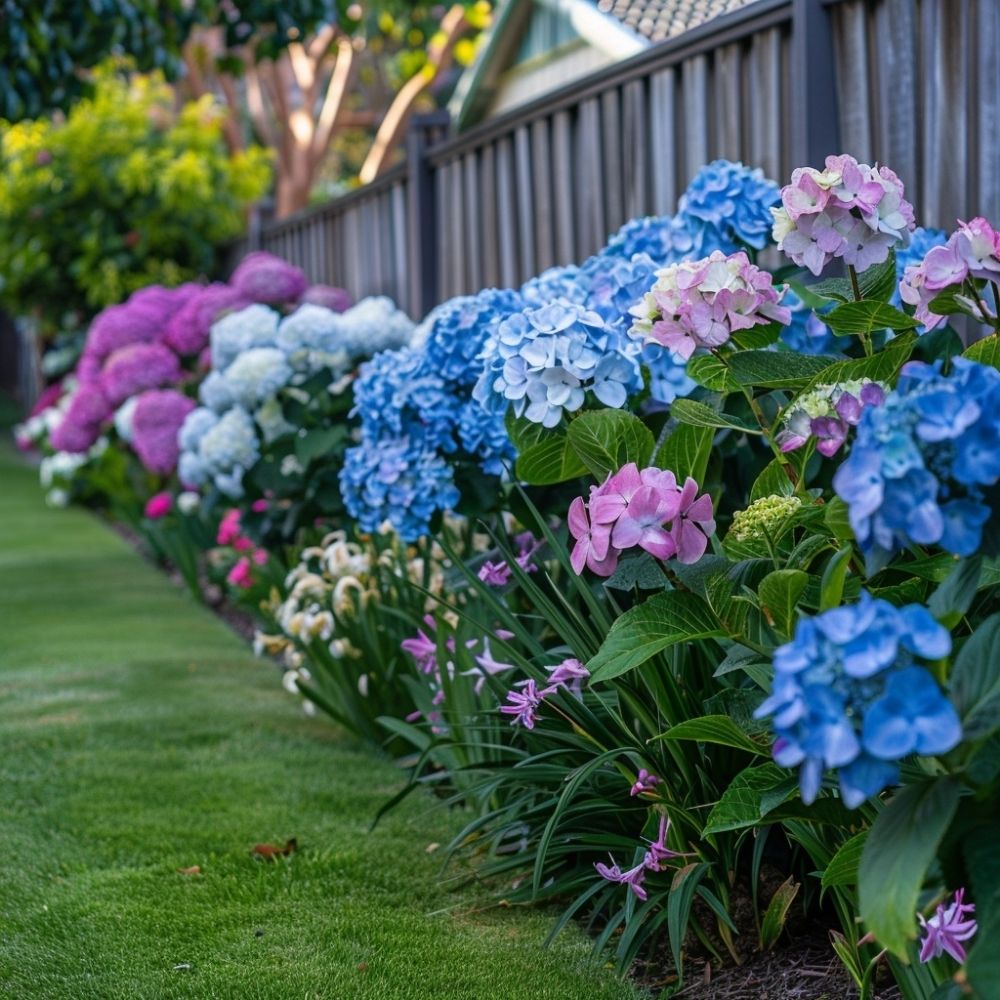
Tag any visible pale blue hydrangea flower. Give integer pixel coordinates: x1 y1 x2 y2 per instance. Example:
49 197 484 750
210 304 281 371
221 347 292 409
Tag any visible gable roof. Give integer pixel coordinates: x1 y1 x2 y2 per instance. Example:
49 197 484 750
594 0 762 42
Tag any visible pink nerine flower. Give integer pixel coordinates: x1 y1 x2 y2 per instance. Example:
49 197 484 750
144 492 173 519
630 768 661 796
630 251 791 360
499 678 544 729
772 155 915 275
227 557 254 589
595 816 686 899
918 888 977 964
568 463 716 577
900 217 1000 329
131 389 196 475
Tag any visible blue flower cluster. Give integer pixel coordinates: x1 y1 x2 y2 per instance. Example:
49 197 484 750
678 159 780 253
521 266 589 308
755 592 961 808
340 434 460 540
342 289 525 538
833 358 1000 569
474 300 643 427
602 214 698 266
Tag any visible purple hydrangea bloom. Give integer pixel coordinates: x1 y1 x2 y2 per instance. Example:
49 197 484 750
162 283 250 356
99 342 183 406
230 251 308 305
754 592 960 808
50 382 112 453
301 283 353 313
131 389 196 475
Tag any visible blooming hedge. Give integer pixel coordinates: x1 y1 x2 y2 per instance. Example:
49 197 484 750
23 154 1000 1000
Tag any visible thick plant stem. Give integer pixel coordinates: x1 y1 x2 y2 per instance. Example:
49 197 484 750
847 265 874 356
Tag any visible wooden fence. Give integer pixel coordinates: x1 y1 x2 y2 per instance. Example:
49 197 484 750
233 0 1000 319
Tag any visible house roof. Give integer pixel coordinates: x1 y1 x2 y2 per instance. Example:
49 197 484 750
594 0 761 42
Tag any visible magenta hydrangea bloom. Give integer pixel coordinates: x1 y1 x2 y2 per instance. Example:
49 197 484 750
772 155 916 276
301 284 353 313
629 251 791 360
100 342 182 406
50 383 111 453
919 888 977 964
900 217 1000 329
131 389 196 475
569 463 716 576
230 251 308 305
82 301 166 372
162 283 250 356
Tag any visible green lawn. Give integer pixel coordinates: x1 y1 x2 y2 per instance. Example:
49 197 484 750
0 445 640 1000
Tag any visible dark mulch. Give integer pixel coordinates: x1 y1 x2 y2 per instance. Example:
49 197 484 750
634 922 903 999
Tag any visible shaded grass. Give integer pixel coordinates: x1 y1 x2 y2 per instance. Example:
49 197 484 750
0 447 639 1000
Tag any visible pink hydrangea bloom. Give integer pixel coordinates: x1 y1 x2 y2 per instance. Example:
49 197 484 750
900 217 1000 329
144 492 173 519
100 342 182 406
772 155 916 275
568 463 716 576
162 283 250 356
230 252 307 305
227 557 254 589
131 389 196 475
301 284 353 313
629 251 791 360
50 383 112 453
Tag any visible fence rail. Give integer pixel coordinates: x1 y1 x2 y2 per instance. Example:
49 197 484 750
238 0 999 319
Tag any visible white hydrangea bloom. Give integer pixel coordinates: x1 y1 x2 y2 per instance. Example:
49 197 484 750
222 347 292 408
338 296 416 359
210 304 280 371
113 397 139 442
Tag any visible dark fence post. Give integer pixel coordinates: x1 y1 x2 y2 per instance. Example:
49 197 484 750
405 111 450 319
790 0 840 167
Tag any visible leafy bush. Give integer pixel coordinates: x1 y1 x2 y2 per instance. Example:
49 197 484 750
0 64 271 328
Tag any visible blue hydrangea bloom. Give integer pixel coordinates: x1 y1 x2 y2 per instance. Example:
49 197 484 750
457 400 516 476
755 592 960 808
521 265 589 308
678 159 780 253
413 288 524 389
833 358 1000 568
601 213 698 266
475 300 643 427
579 252 659 326
779 288 848 356
642 342 696 405
891 226 948 311
340 433 460 541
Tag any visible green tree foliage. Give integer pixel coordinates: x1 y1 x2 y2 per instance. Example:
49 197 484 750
0 64 272 326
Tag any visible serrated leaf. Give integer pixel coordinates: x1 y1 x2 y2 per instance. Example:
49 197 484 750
824 496 854 541
656 714 768 756
731 321 783 350
654 423 713 483
821 830 867 890
810 253 897 303
565 409 655 479
587 590 725 683
687 353 738 392
825 300 918 336
859 777 960 956
515 435 589 485
964 334 1000 371
950 614 1000 740
802 332 917 393
758 569 808 636
728 350 837 389
928 555 982 626
927 286 968 317
602 552 667 591
670 397 762 434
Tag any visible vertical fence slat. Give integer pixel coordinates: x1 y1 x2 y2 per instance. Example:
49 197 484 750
531 119 555 272
514 125 536 282
649 68 678 215
621 79 649 222
577 97 605 253
464 152 483 292
495 135 518 289
480 144 500 286
551 110 576 263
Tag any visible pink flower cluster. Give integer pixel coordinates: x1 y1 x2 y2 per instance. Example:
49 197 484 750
771 154 915 275
477 533 541 587
568 463 715 576
499 657 591 729
100 342 182 406
217 508 269 589
595 815 686 901
50 382 112 453
230 251 308 305
144 492 173 519
131 389 196 475
899 217 1000 329
630 251 790 360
